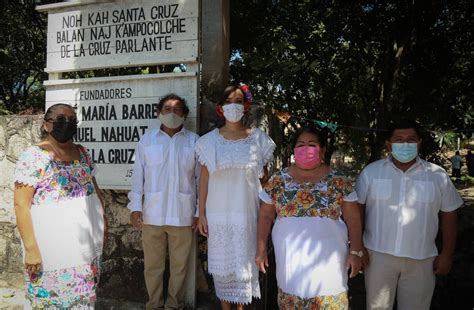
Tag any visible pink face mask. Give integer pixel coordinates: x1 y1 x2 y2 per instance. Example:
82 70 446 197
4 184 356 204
294 145 321 169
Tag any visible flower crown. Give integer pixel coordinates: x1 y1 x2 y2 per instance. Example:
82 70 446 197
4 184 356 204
239 84 253 105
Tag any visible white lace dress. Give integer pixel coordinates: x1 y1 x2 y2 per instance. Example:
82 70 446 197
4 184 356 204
195 128 275 304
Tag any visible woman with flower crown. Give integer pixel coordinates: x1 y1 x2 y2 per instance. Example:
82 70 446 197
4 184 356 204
256 125 363 309
195 85 276 309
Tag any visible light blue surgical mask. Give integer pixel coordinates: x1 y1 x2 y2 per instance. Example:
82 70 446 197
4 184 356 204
391 143 418 163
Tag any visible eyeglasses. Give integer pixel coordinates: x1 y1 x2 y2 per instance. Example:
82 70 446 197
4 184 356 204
161 106 185 114
45 116 79 124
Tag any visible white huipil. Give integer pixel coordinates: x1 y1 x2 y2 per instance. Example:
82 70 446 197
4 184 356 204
13 146 104 272
196 128 275 304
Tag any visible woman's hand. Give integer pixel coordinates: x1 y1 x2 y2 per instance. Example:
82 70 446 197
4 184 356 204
256 202 276 274
347 253 362 278
25 247 42 276
196 215 208 237
255 247 269 273
197 165 209 237
14 184 42 276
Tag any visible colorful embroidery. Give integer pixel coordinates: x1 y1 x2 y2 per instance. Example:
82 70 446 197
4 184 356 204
277 288 348 310
264 168 354 220
15 146 96 205
25 257 101 309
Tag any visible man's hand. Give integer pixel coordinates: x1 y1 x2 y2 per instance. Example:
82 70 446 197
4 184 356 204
433 253 453 275
130 211 143 230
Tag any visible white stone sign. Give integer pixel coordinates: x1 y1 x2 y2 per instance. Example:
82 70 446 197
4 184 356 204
45 73 198 189
40 0 198 72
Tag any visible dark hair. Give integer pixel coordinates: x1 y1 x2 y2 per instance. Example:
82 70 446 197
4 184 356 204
157 93 189 114
217 85 242 106
387 119 422 140
40 103 75 138
292 124 327 149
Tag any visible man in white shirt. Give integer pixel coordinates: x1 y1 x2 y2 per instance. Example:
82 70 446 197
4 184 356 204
127 94 200 310
355 120 463 310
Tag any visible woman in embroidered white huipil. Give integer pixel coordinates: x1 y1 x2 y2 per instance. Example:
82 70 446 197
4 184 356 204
196 85 275 308
256 126 363 309
14 104 105 309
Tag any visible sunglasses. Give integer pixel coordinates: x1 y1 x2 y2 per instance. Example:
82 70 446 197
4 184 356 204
45 115 78 124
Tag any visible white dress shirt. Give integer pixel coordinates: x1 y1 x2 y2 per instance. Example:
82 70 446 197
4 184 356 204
356 157 463 259
127 127 200 226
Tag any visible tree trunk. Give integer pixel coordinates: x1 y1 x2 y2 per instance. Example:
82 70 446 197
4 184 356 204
368 1 421 163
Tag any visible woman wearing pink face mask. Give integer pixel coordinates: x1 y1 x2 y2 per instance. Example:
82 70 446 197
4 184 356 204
256 125 363 309
195 85 276 309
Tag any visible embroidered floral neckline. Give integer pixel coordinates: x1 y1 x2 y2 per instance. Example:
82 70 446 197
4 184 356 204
283 167 335 186
215 128 255 143
35 145 84 166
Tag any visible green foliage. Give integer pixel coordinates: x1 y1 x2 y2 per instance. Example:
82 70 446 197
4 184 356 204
459 175 474 184
432 130 459 150
0 0 49 113
230 0 473 165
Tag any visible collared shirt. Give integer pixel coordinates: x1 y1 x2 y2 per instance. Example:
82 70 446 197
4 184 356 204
127 127 200 226
355 156 463 259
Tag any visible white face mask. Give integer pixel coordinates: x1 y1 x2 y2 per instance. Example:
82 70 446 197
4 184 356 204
222 103 244 122
159 112 185 129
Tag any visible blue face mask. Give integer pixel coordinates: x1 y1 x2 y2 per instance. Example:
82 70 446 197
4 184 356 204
391 143 418 163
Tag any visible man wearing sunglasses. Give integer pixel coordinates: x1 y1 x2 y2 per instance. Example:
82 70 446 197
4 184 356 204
127 94 200 310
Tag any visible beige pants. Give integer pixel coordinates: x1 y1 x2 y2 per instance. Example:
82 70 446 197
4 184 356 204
142 225 193 310
365 249 436 310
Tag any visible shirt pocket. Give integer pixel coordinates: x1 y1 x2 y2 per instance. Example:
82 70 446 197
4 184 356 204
369 179 392 200
144 145 164 166
408 180 435 204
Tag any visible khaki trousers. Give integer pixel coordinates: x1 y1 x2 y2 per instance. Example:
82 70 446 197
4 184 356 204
142 225 193 310
365 249 436 310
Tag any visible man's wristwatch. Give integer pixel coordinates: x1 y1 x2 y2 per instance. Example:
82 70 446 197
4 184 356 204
350 250 364 258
